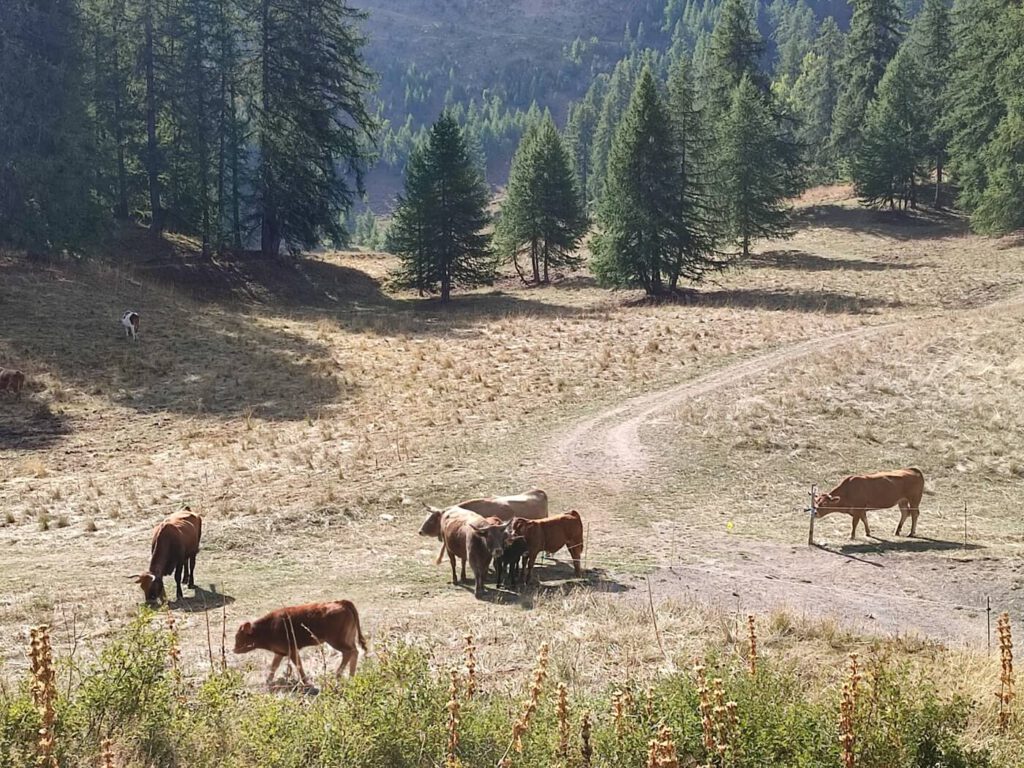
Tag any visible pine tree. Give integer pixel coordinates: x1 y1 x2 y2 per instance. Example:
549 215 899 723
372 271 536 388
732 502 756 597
594 66 720 297
909 0 953 206
250 0 375 257
564 77 606 210
787 17 844 182
497 117 588 284
771 0 817 86
831 0 903 166
389 114 494 303
944 0 1017 217
718 75 792 257
589 57 637 204
0 0 97 246
665 56 723 288
706 0 768 117
851 45 929 209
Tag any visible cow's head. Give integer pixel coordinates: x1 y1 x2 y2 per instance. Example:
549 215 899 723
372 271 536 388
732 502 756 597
132 571 164 603
509 517 531 537
814 493 843 517
419 506 443 538
474 521 512 559
233 621 257 653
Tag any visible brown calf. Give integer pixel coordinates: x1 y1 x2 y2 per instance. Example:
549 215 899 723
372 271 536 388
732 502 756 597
133 508 202 603
815 467 925 539
0 368 26 394
510 510 584 583
234 600 367 686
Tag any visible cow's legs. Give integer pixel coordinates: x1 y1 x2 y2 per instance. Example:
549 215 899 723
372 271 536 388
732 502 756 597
861 512 871 538
266 653 285 686
187 555 197 588
895 501 909 536
460 557 467 583
449 551 458 585
288 648 309 685
335 647 358 677
568 544 583 577
909 508 920 537
173 563 184 600
526 552 539 583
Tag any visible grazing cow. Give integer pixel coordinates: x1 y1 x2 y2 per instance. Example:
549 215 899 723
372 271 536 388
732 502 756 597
510 510 585 583
815 468 925 539
234 600 367 687
121 310 140 341
494 533 530 589
418 488 548 543
132 508 202 603
0 368 26 394
433 507 511 597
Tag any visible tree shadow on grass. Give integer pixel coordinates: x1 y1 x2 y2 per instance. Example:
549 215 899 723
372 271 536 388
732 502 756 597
0 397 70 450
691 287 904 315
0 257 355 422
795 204 968 240
750 249 922 272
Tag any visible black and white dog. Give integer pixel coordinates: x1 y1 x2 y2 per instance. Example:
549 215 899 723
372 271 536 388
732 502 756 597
121 310 140 341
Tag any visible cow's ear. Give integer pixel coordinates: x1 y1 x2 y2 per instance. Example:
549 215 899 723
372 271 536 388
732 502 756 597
239 621 252 635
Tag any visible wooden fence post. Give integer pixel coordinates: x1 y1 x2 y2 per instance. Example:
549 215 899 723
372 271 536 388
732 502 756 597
807 485 818 546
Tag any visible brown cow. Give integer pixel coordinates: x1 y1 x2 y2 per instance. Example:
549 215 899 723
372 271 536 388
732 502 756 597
234 600 367 687
510 510 584 583
434 508 511 597
418 488 547 544
0 368 26 394
132 508 202 603
815 468 925 539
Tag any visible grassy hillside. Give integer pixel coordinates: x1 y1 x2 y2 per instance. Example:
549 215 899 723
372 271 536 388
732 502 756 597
3 190 1024 763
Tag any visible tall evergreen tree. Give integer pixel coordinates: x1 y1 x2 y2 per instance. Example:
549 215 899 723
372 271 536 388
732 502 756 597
707 0 768 116
0 0 96 246
389 114 494 303
588 57 637 204
497 117 588 284
718 75 792 257
851 45 929 209
945 0 1018 219
831 0 903 165
594 66 720 297
564 77 606 210
786 17 844 182
249 0 375 257
909 0 953 206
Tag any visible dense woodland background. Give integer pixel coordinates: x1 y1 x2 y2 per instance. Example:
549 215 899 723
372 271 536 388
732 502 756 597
1 0 1022 260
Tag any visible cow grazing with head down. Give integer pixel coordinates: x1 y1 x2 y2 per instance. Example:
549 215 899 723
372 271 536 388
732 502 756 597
510 510 585 583
121 310 140 341
234 600 367 687
815 468 925 539
0 368 26 395
132 508 202 603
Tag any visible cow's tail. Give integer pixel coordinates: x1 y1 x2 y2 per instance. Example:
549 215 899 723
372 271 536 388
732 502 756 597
347 600 368 652
435 539 447 565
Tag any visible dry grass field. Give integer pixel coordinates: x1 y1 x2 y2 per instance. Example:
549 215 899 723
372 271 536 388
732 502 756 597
2 191 1024 726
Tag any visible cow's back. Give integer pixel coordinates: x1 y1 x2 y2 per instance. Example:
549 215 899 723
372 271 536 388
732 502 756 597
441 507 487 557
458 489 548 521
832 468 924 508
151 511 202 562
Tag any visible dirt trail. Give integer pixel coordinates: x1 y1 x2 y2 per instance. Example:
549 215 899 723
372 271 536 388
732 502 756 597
548 324 891 492
541 311 1023 648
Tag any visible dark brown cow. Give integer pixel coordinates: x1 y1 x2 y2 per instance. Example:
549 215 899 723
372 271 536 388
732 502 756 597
815 468 925 539
510 510 584 583
234 600 367 686
0 368 26 394
132 508 202 603
435 508 511 597
494 534 529 589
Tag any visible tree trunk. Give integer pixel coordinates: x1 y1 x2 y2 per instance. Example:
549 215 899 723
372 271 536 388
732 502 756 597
229 81 241 250
531 237 540 283
194 12 210 257
111 13 128 220
542 243 549 284
934 155 943 209
142 0 163 235
259 0 276 257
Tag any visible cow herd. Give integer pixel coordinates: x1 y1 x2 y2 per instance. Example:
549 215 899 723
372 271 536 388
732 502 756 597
131 487 585 688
